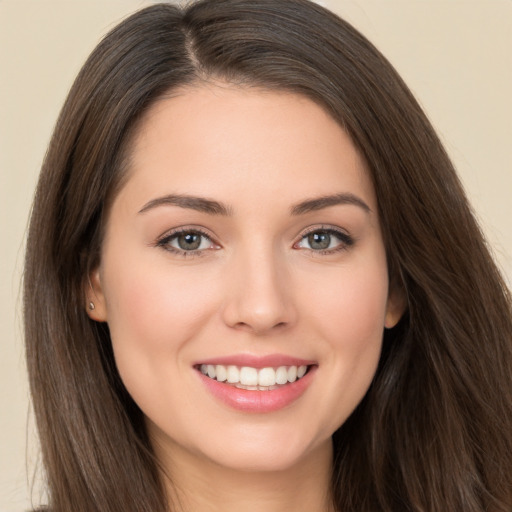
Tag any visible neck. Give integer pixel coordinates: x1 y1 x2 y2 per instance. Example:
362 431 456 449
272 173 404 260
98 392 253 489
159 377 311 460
155 438 335 512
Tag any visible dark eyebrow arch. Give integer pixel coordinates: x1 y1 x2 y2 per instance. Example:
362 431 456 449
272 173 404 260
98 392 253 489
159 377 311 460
291 193 371 215
138 194 232 216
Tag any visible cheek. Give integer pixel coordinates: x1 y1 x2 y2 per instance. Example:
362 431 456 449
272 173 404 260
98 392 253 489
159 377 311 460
305 255 389 346
105 254 216 334
101 257 218 392
299 254 388 428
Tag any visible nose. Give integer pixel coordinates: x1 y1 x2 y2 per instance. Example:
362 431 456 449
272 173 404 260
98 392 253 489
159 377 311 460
221 247 297 335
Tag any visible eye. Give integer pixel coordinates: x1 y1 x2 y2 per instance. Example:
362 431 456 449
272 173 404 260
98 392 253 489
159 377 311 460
156 228 218 255
295 228 353 253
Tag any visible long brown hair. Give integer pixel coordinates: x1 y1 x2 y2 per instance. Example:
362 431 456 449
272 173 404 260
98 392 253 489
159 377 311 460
24 1 512 510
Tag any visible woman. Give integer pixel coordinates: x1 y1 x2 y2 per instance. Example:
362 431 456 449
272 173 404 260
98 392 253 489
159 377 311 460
23 0 512 511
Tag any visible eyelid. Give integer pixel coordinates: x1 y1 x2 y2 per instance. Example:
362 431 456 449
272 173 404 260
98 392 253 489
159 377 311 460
154 225 221 257
294 224 354 253
153 224 353 257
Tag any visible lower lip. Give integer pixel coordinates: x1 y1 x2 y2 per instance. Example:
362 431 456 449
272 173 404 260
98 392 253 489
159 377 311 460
197 366 317 413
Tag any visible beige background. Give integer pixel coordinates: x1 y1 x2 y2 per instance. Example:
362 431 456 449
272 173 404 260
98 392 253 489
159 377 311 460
1 1 510 510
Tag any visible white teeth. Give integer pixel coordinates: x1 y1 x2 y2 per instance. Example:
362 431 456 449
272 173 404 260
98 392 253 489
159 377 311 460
258 367 276 387
200 364 310 386
287 366 297 383
226 365 239 383
240 367 258 386
275 366 288 385
215 364 227 382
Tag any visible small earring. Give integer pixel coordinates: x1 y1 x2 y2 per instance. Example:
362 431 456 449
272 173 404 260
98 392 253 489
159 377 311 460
88 302 95 311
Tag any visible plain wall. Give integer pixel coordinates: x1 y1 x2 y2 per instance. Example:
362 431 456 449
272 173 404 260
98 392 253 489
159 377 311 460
1 1 510 510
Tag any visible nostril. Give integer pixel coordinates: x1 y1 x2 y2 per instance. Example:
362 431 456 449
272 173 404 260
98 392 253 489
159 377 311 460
231 319 289 335
220 272 297 333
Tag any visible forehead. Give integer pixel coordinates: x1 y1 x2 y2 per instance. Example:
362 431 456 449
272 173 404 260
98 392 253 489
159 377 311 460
119 83 376 212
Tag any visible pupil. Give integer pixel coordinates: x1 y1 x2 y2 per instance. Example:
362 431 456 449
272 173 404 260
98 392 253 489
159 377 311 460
178 233 201 250
308 232 330 250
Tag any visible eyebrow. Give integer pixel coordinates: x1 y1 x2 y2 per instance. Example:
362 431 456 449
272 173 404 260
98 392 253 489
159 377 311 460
138 194 232 216
290 193 371 215
138 192 371 216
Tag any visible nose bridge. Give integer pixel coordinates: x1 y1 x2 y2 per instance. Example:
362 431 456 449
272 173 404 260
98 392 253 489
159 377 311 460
222 239 295 334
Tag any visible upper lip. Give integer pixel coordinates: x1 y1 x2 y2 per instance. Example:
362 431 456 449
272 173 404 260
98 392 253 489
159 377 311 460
194 353 316 369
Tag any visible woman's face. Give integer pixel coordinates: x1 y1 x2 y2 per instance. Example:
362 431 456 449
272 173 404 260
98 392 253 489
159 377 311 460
88 84 402 474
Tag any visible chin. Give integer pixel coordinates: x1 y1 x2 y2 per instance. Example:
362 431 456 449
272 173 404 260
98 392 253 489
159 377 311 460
193 426 332 474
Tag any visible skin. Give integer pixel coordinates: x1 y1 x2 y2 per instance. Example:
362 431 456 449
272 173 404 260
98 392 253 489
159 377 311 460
87 83 403 512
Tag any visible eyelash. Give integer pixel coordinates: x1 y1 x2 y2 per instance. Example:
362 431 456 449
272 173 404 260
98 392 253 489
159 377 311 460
294 226 354 255
155 227 218 258
155 225 354 258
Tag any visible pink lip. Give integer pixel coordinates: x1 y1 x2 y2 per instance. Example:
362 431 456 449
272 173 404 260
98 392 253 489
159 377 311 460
194 353 316 369
196 363 317 414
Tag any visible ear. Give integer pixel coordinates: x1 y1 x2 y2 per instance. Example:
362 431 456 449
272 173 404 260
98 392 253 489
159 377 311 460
85 267 108 322
384 286 406 329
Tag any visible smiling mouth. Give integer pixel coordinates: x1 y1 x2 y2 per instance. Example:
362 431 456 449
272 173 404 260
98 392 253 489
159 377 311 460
196 364 311 391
